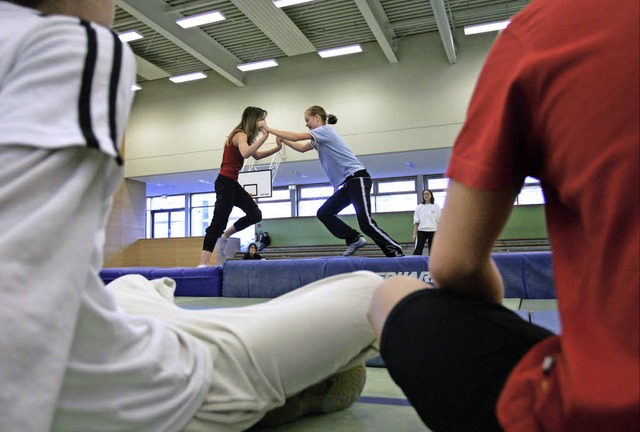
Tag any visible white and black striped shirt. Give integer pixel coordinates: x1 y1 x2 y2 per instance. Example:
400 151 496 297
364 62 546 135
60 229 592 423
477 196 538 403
0 2 136 164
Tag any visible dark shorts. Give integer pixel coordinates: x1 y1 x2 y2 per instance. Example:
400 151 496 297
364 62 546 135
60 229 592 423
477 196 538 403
380 288 553 432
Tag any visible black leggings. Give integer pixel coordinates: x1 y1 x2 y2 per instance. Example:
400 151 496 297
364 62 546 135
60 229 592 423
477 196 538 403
413 231 435 255
202 175 262 252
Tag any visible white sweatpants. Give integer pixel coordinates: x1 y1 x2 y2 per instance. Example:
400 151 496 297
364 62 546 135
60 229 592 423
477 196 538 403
108 270 382 431
0 145 381 431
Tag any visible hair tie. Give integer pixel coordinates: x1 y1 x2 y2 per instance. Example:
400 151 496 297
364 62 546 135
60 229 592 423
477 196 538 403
326 111 331 117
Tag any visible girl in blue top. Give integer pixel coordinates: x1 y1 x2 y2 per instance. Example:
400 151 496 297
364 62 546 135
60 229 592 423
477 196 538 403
260 105 404 257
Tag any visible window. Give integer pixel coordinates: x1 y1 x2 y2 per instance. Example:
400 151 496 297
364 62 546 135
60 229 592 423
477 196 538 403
425 177 449 208
150 210 185 238
516 177 545 205
377 179 415 193
255 188 292 219
298 184 356 217
145 173 549 239
374 178 417 213
299 185 334 199
191 193 215 236
147 195 186 238
190 192 261 236
148 195 186 210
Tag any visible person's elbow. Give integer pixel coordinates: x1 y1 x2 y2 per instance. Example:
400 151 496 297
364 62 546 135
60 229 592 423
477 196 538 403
429 244 502 301
298 143 313 153
429 246 481 290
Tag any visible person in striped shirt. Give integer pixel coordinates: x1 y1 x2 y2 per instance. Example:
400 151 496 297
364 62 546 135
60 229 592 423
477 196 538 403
0 2 382 430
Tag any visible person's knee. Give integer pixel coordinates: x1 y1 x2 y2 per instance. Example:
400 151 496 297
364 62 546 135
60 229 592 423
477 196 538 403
203 225 224 251
250 207 262 223
316 206 332 221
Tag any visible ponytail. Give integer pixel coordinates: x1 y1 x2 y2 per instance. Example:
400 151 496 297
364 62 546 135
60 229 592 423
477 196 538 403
306 105 338 125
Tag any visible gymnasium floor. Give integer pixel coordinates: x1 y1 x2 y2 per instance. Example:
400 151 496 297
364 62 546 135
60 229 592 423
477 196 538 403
174 296 559 432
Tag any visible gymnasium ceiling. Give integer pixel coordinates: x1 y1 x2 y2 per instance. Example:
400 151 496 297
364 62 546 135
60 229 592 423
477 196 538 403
113 0 529 196
114 0 529 84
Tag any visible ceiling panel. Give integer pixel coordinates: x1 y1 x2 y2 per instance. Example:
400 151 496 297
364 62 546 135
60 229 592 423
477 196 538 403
114 0 530 83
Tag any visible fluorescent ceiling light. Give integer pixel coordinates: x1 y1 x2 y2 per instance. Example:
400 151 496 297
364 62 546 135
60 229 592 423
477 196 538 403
131 84 142 91
273 0 314 7
237 59 279 72
118 31 143 42
169 72 207 83
176 10 225 28
318 44 363 58
464 20 511 35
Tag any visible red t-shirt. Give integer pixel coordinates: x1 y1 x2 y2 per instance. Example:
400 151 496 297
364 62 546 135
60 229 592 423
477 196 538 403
448 0 639 430
219 131 244 181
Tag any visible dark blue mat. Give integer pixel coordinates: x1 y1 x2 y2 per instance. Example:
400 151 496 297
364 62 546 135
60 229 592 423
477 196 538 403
222 253 555 299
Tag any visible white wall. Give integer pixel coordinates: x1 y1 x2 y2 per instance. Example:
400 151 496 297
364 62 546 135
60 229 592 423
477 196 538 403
123 30 498 179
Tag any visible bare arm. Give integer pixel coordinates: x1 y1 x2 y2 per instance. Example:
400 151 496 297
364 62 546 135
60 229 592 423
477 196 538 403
259 120 314 152
429 180 519 302
368 180 518 343
413 223 418 241
277 136 314 153
253 141 282 160
236 130 269 159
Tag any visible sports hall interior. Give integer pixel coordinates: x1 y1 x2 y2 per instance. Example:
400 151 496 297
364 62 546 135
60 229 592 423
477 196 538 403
103 1 554 431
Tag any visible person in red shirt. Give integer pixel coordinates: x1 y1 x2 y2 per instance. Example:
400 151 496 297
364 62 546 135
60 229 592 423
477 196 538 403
198 107 281 266
368 0 639 430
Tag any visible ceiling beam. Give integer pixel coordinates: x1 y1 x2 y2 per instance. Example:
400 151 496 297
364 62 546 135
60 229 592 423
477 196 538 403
430 0 457 64
229 0 316 56
353 0 398 64
135 55 170 80
116 0 245 86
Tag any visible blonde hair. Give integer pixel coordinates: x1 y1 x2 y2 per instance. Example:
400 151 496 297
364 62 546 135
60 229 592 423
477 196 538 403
306 105 337 125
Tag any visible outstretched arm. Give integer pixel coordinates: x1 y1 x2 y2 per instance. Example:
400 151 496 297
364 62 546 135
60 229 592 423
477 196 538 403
258 120 314 153
236 130 269 159
253 140 283 160
277 136 314 153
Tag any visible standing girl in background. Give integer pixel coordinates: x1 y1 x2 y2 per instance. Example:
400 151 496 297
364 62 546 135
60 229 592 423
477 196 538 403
198 106 281 267
259 105 404 257
412 189 441 255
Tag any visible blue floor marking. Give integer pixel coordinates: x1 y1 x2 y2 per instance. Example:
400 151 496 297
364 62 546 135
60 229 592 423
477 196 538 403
357 396 411 406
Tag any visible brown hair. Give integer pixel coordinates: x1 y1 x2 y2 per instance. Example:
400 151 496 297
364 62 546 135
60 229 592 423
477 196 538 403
230 106 267 145
422 189 435 204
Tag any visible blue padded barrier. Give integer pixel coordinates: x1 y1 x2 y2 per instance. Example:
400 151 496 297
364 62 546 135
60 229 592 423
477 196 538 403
492 253 527 298
222 253 555 299
521 252 556 299
530 310 562 334
222 256 431 298
100 266 223 297
492 253 555 298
